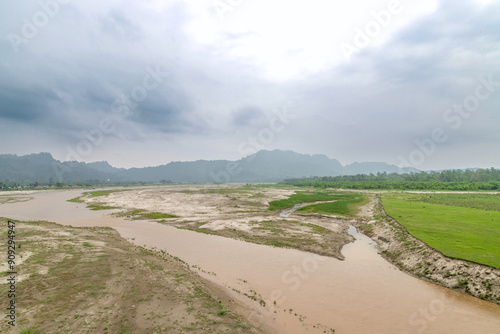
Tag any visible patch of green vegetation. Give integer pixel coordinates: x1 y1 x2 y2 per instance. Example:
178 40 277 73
113 209 178 220
68 189 131 209
217 306 228 315
86 203 119 210
114 209 146 217
307 223 327 233
67 196 84 203
297 193 366 217
86 189 129 197
142 212 178 219
19 326 42 334
382 193 500 268
268 191 344 210
68 189 130 204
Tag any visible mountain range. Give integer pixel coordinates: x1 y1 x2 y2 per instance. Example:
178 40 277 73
0 150 417 184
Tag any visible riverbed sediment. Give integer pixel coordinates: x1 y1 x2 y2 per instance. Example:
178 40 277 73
2 187 500 333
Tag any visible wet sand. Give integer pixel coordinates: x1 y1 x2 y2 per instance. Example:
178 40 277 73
2 189 500 333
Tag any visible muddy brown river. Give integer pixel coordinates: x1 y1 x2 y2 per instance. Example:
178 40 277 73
2 190 500 333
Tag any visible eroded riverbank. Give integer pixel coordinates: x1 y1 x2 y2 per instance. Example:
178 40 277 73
356 197 500 306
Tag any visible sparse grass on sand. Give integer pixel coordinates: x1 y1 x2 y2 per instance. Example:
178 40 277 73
68 189 127 202
113 209 178 220
0 218 256 334
68 190 132 211
183 219 350 259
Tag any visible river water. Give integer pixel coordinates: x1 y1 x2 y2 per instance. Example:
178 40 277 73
1 190 500 333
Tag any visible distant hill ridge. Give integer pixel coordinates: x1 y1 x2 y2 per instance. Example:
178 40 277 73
0 150 417 184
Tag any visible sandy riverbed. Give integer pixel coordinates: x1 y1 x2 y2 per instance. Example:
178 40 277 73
1 186 500 333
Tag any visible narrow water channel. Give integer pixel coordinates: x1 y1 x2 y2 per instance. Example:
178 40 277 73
2 190 500 333
279 203 306 218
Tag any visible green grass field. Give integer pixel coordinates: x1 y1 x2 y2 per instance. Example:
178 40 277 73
268 191 366 216
297 193 366 216
403 193 500 211
268 191 341 210
382 193 500 268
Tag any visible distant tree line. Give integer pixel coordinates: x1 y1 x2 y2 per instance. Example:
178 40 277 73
281 168 500 191
0 179 150 190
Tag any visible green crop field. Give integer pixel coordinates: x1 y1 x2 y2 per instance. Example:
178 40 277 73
381 193 500 268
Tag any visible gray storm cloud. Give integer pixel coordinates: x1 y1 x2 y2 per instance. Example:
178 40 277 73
0 0 499 169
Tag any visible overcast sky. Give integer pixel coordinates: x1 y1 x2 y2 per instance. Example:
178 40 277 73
0 0 499 170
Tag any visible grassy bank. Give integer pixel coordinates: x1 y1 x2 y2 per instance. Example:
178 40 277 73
381 193 500 268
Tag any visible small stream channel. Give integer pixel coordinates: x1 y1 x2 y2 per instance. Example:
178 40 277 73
279 203 307 218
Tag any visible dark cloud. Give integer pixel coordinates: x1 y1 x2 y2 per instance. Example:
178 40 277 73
130 88 196 132
0 0 499 169
0 86 51 121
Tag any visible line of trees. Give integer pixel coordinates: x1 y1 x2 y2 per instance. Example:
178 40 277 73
0 179 150 190
281 168 500 191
